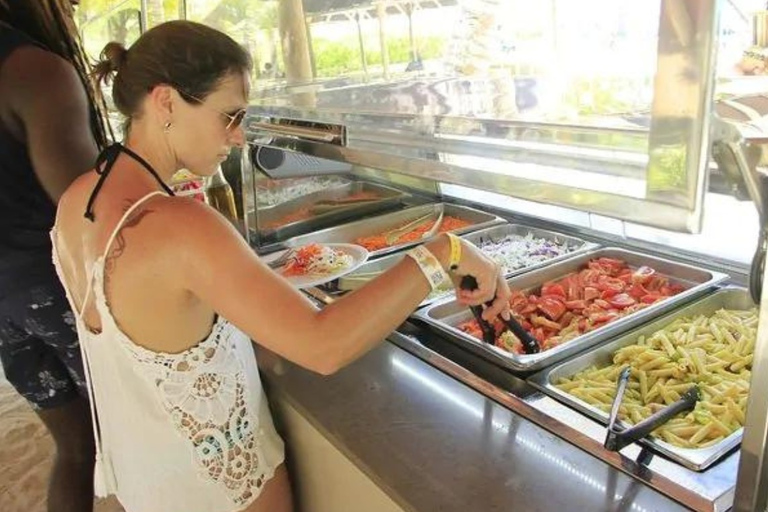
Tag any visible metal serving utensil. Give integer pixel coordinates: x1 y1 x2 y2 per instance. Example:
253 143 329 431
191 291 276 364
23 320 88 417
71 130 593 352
266 249 294 269
460 275 541 355
604 366 700 453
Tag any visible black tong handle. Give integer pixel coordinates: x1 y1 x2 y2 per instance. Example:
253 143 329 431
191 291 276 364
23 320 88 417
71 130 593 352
604 366 700 452
460 276 540 355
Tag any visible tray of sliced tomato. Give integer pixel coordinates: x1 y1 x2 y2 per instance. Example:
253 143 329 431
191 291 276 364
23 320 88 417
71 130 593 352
412 247 728 372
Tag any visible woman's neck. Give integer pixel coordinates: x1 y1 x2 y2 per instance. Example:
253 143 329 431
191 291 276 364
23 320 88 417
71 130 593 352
123 123 179 184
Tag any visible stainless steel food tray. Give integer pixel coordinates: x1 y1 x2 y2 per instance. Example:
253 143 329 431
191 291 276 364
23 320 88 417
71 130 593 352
527 287 755 471
254 176 351 207
284 203 506 258
460 224 599 278
334 251 453 307
251 181 409 240
412 247 729 373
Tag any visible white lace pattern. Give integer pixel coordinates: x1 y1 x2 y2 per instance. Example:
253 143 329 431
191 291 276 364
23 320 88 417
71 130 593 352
116 314 270 506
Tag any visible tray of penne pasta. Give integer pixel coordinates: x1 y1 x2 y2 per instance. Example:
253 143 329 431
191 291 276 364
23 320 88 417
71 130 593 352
527 287 758 471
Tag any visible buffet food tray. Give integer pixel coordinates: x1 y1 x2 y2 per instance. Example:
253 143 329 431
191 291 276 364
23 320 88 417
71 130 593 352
251 181 409 240
412 248 728 373
460 224 599 278
284 203 505 258
527 287 754 471
332 223 596 307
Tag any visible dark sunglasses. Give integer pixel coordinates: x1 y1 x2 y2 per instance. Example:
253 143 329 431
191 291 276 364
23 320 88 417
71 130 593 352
178 90 247 131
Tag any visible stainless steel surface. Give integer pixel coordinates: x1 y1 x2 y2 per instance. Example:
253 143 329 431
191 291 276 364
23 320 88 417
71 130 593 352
251 181 409 240
249 118 347 145
414 247 728 372
389 328 735 512
283 203 505 258
529 287 754 471
459 223 599 277
259 337 691 512
734 263 768 511
644 0 718 224
251 128 707 232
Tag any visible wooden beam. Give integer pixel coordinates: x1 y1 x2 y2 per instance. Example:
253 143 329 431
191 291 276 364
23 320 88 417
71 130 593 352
278 0 313 83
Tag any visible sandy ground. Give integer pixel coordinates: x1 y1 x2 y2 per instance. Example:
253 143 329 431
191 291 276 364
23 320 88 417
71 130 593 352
0 377 124 512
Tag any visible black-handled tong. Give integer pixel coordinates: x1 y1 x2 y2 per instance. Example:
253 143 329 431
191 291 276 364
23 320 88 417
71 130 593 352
604 366 700 452
459 276 540 355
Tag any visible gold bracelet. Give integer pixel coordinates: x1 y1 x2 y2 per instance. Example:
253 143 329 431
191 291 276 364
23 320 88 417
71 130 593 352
447 233 462 272
406 246 450 291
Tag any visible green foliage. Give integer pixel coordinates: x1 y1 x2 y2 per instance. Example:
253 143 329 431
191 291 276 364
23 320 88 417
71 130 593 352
312 35 446 77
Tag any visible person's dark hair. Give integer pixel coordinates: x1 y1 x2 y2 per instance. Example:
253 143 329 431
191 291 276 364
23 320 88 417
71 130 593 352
0 0 112 149
92 20 252 125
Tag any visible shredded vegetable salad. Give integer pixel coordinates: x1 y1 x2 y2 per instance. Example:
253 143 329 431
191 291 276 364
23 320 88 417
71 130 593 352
280 243 354 277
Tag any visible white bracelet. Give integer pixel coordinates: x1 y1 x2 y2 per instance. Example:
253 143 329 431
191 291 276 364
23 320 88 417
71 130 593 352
406 245 450 291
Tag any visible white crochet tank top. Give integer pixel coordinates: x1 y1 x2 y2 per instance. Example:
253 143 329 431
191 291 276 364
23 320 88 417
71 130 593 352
51 191 284 512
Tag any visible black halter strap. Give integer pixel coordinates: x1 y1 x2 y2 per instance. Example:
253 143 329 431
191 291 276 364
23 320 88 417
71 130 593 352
84 143 175 221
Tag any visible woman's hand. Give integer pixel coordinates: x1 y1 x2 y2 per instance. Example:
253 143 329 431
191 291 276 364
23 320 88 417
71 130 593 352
450 239 511 322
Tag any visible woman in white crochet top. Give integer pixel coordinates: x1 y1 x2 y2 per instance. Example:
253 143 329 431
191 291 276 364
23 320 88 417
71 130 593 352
51 20 510 512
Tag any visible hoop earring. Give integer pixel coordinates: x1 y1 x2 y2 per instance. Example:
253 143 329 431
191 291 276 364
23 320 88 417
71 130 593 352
163 121 172 133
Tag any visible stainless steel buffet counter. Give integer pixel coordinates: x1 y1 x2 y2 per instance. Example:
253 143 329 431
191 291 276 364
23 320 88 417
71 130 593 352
257 340 691 512
248 189 752 511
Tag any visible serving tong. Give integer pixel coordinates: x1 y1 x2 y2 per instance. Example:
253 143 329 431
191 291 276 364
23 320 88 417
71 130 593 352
603 366 700 455
459 276 540 355
309 196 382 214
384 207 444 245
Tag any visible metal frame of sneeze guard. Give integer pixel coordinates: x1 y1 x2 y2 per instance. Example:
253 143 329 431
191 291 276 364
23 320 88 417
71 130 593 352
734 263 768 511
246 0 719 234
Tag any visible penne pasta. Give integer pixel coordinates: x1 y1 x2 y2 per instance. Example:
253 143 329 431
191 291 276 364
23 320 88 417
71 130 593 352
555 307 757 449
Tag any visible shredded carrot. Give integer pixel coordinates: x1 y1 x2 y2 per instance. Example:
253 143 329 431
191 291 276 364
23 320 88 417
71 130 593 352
355 216 471 251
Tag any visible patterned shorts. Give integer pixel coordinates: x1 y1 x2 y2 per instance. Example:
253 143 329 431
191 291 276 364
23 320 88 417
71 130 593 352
0 281 87 410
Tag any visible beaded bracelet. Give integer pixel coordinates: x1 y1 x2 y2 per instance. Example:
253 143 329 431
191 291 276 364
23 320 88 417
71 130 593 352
406 245 450 291
447 233 462 272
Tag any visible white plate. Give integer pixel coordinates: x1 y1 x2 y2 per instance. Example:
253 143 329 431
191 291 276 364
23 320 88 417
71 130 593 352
263 243 369 289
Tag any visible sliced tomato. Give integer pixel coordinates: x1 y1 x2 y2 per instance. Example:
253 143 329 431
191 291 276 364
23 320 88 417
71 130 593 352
565 299 588 310
588 311 618 325
531 327 548 343
627 283 649 299
608 293 636 309
597 277 625 293
645 275 669 292
561 274 581 300
640 293 662 304
541 283 566 299
593 299 612 310
600 288 619 299
537 297 566 321
616 270 634 284
583 286 600 301
579 269 600 287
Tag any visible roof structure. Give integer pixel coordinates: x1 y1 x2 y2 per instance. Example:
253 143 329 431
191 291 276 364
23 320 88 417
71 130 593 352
304 0 458 22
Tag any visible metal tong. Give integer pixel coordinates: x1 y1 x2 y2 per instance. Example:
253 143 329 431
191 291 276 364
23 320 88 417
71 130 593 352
604 366 700 452
459 276 540 355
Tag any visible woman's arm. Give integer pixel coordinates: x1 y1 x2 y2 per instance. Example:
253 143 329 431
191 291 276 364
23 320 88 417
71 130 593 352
178 200 508 375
